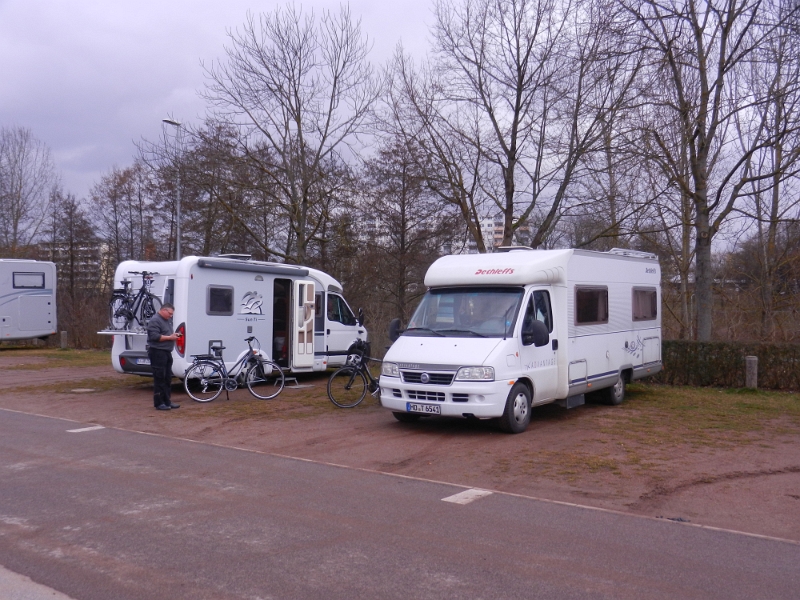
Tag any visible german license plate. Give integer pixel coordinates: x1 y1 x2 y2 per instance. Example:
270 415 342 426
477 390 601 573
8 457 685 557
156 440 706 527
407 402 440 415
136 358 151 365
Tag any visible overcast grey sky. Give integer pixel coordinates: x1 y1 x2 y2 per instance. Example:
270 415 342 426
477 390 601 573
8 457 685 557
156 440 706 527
0 0 431 200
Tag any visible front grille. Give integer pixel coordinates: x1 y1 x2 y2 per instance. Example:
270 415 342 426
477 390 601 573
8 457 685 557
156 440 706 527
401 371 454 385
452 393 469 403
392 389 402 398
407 390 445 402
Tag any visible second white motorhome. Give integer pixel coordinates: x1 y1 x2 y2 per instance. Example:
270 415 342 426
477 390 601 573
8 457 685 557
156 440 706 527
105 256 367 378
0 259 57 341
380 248 662 433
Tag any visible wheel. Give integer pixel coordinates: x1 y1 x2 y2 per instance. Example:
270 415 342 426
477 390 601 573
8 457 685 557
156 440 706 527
600 373 626 405
498 382 531 433
138 293 162 327
392 411 421 423
108 294 131 330
183 362 224 402
327 367 368 408
246 360 285 399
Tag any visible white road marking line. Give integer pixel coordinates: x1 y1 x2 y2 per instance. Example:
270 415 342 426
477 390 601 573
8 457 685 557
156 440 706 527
66 425 105 433
442 488 493 505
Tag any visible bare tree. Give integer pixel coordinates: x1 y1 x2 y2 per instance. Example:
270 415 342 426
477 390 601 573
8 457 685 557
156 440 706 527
733 5 800 339
391 0 641 252
0 126 58 256
90 161 154 266
386 49 490 251
202 4 380 264
621 0 800 340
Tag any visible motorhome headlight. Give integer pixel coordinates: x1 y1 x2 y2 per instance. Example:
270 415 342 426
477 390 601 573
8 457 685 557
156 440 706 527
381 362 400 377
455 366 495 381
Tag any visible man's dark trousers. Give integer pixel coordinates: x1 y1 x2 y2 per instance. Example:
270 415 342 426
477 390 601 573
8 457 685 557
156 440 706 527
148 347 173 408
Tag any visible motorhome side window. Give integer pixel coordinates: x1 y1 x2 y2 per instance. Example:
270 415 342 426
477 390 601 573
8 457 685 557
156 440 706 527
207 285 234 316
523 291 553 334
575 287 608 325
632 287 658 321
13 272 45 289
327 294 356 326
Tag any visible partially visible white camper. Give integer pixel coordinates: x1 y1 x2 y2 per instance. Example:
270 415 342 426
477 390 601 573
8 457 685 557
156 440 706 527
105 256 367 378
0 259 57 341
380 248 662 433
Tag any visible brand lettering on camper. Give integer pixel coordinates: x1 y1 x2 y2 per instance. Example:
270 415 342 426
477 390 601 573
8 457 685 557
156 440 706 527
241 291 264 315
474 268 515 275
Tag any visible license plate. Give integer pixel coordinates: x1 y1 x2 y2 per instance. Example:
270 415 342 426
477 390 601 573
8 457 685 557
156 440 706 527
406 402 440 415
136 358 151 365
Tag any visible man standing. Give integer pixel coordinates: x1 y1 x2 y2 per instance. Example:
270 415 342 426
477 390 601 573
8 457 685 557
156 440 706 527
146 303 181 411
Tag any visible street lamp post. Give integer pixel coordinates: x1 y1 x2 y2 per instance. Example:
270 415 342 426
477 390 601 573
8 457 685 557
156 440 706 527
162 118 183 260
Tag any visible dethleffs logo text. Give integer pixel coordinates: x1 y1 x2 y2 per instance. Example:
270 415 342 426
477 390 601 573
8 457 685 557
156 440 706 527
475 267 515 275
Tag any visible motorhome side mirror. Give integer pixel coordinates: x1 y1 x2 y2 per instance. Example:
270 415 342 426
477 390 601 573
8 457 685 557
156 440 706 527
522 320 549 347
357 307 365 326
388 318 403 343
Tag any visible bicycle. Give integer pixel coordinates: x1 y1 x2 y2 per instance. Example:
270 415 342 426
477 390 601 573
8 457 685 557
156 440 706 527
183 336 285 402
108 271 162 331
327 339 380 408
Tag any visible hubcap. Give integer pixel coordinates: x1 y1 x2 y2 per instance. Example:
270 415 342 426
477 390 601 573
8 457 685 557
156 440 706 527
512 392 528 422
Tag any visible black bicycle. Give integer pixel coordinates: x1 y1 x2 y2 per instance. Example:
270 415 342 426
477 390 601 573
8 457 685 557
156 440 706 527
327 340 380 408
108 271 162 331
183 337 285 402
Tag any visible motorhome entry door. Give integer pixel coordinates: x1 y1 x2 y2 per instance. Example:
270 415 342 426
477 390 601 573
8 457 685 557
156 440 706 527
293 281 315 368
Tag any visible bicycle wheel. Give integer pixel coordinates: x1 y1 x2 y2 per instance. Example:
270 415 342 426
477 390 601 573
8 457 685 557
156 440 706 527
183 362 224 402
108 293 131 330
245 359 285 400
138 293 162 327
327 366 368 408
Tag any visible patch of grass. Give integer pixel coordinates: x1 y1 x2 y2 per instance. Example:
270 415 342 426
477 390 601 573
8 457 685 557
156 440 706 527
495 449 622 482
1 348 111 370
599 383 800 449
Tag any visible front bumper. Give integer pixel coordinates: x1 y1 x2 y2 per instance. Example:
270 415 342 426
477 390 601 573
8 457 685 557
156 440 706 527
379 376 511 418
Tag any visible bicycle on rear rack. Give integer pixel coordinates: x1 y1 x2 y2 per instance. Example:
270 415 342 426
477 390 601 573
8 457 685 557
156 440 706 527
326 340 381 408
108 270 162 331
183 337 285 402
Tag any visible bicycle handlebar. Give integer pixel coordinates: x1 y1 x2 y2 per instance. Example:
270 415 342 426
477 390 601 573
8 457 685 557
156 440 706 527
127 271 159 277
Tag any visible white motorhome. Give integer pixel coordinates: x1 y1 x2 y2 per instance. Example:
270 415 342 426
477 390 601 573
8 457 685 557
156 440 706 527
106 256 367 378
0 259 57 341
379 248 662 433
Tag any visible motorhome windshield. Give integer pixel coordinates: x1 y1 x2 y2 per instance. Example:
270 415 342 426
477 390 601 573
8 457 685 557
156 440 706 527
406 287 524 338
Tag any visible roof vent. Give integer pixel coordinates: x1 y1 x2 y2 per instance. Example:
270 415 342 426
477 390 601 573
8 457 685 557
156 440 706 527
608 248 658 260
495 246 534 253
217 254 252 261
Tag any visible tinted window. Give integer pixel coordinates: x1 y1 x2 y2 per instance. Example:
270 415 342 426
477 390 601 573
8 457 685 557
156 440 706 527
207 286 234 316
633 288 658 321
575 287 608 325
13 272 45 289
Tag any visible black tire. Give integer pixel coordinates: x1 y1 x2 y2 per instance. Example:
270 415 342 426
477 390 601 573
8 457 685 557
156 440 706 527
498 382 532 434
392 411 421 423
138 293 162 327
327 366 368 408
599 373 625 406
184 362 224 402
246 359 285 399
108 293 131 330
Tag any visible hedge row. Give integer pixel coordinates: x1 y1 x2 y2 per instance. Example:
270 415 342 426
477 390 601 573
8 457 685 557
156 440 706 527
653 340 800 391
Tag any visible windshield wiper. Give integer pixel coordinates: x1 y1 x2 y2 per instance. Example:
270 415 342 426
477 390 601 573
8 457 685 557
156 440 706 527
404 327 445 337
436 329 487 338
